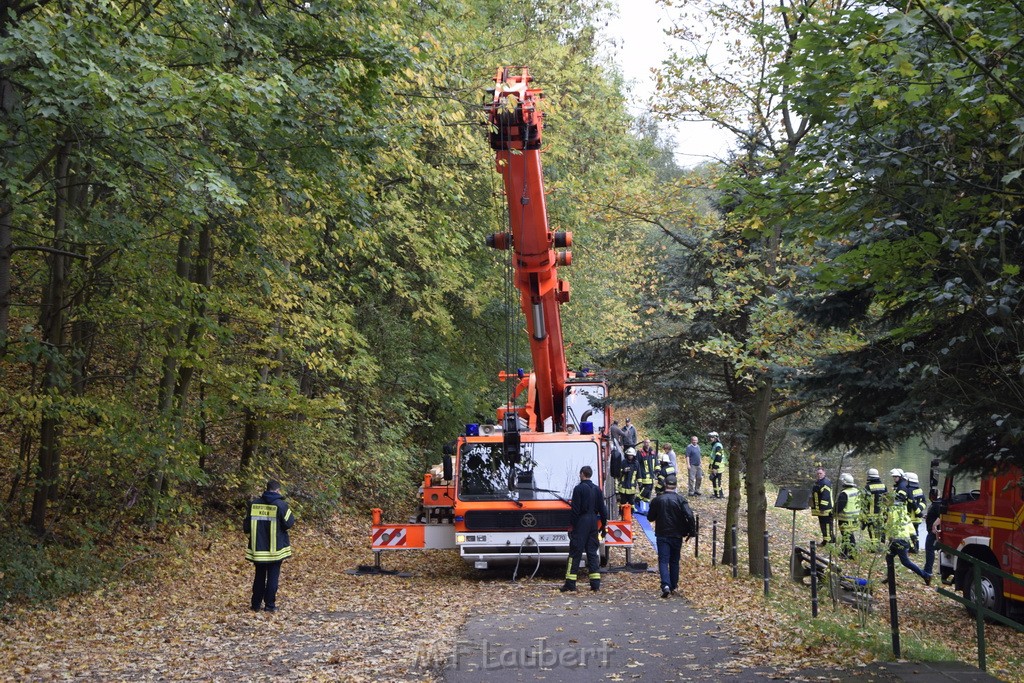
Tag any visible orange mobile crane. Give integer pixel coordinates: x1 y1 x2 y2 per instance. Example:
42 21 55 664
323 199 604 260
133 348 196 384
369 67 632 571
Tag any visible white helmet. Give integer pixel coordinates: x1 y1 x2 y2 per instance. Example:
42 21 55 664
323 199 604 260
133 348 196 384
708 431 719 438
889 468 904 478
659 452 670 463
867 468 879 478
840 472 854 487
625 447 637 457
906 472 919 485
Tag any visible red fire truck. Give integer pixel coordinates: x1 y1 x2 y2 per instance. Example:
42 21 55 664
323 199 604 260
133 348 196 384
934 461 1024 616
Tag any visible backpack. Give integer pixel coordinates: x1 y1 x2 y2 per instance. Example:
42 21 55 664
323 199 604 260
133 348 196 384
680 499 696 538
610 447 623 478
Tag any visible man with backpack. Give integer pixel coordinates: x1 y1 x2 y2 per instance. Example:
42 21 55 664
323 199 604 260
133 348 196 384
647 474 695 598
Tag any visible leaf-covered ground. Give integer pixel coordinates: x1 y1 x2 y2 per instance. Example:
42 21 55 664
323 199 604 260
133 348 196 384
1 484 1021 682
681 488 1024 682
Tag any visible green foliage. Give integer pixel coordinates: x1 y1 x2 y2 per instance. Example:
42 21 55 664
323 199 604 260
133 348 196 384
0 524 117 606
0 0 653 602
765 0 1024 470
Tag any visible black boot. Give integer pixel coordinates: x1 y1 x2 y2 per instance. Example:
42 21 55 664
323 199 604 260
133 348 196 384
590 579 601 592
559 580 577 592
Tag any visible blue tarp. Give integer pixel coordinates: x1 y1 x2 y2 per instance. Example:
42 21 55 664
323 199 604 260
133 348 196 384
633 506 658 548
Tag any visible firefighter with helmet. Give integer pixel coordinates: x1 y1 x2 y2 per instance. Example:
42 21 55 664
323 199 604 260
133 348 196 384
862 467 887 542
654 449 677 497
811 464 834 546
885 480 931 584
616 448 640 510
835 472 860 558
636 440 657 514
890 468 910 503
906 472 926 552
708 431 725 499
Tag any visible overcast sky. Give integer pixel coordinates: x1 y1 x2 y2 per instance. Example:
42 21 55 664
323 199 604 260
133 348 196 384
604 0 734 166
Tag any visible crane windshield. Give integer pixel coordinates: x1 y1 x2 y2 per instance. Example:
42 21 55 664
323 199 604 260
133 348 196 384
458 440 599 502
564 383 606 433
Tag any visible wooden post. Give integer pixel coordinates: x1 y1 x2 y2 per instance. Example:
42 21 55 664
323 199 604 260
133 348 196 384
887 552 901 658
810 540 819 617
731 525 738 579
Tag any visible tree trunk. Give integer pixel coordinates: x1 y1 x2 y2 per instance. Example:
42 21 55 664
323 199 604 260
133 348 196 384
31 142 73 534
0 201 10 350
173 223 212 419
149 227 192 520
1 52 15 350
745 381 772 577
722 434 743 566
240 408 258 473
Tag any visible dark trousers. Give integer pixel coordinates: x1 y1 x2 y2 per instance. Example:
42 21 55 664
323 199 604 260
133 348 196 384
923 530 937 576
888 539 927 579
816 515 834 544
656 535 682 591
251 560 283 610
709 471 723 496
566 531 600 582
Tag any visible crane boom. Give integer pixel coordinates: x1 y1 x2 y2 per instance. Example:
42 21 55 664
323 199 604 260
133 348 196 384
365 67 628 573
485 66 572 432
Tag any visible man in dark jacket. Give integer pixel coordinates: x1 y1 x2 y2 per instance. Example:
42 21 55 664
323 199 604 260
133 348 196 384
245 480 296 612
648 474 695 598
811 466 834 546
622 418 638 452
561 466 609 593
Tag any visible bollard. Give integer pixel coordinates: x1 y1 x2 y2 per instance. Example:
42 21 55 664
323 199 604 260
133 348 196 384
712 520 718 567
810 540 819 617
887 553 901 658
763 531 770 597
695 514 700 558
731 525 738 579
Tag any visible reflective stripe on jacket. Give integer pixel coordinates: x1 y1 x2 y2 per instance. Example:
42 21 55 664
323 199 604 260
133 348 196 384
836 486 861 523
616 461 639 495
709 443 725 472
245 492 295 563
655 464 676 495
811 478 833 516
887 496 914 539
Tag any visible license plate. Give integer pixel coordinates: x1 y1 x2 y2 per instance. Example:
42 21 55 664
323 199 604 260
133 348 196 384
539 534 567 542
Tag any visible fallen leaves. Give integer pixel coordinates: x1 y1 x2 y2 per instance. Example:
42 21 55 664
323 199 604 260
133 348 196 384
0 484 1021 681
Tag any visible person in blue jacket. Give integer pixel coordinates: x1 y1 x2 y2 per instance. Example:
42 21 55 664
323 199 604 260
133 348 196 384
244 480 296 612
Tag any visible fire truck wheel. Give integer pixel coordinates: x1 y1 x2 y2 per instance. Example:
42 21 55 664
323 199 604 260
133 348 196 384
963 566 1004 620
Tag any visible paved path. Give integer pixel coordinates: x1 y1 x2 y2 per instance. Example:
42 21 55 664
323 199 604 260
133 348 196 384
444 579 778 682
442 576 1002 682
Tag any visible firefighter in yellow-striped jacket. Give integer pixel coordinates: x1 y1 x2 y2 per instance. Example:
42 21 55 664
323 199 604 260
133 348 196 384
616 448 640 511
835 473 860 558
811 465 834 546
245 479 296 613
861 468 887 542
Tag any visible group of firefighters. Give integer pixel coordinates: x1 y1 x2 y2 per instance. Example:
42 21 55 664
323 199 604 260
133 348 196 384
609 428 726 513
811 465 933 583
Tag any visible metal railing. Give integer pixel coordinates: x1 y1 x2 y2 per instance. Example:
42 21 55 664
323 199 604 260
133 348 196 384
934 543 1024 672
